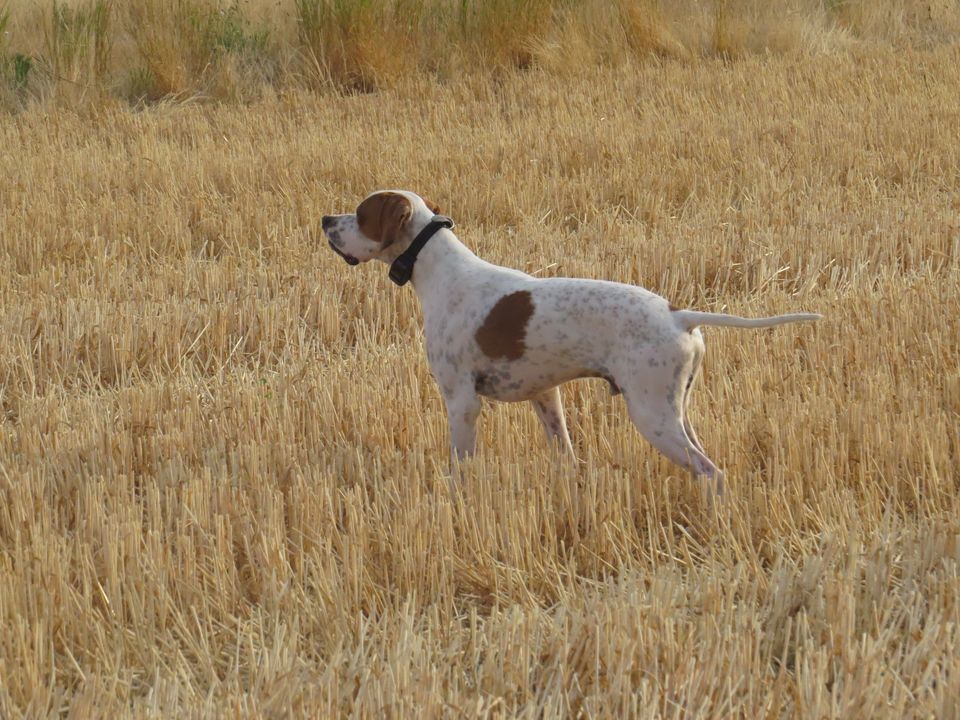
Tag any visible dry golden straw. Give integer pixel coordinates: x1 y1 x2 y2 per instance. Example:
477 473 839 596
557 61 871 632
0 1 959 717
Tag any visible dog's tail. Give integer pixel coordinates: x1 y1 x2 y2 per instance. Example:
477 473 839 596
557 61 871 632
673 309 822 331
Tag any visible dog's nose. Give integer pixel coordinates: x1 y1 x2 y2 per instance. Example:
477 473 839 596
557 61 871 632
321 216 334 231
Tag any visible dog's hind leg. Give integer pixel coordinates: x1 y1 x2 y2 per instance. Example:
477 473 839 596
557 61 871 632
616 343 723 498
681 343 706 455
677 345 725 498
624 393 723 498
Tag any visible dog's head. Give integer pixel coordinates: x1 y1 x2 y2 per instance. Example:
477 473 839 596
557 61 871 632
321 190 441 266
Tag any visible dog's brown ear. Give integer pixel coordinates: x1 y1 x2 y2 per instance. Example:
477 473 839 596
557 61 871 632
356 192 412 248
421 196 441 214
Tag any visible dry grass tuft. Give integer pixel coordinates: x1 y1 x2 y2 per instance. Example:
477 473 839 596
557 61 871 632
0 4 959 717
294 0 417 91
1 0 959 106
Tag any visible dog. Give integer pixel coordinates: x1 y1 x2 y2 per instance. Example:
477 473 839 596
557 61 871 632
322 190 821 496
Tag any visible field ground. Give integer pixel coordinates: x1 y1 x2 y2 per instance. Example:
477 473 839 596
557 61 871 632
1 12 959 719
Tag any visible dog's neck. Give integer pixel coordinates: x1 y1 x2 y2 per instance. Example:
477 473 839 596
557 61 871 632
378 226 478 297
412 229 479 296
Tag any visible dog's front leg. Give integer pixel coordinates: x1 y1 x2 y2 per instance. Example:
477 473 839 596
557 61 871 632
444 389 481 464
531 387 577 466
440 388 481 499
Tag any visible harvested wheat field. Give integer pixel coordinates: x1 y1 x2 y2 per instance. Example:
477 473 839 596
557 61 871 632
1 1 959 717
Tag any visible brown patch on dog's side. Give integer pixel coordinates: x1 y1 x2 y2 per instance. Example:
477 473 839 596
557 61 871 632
421 196 441 214
356 192 412 248
475 291 535 360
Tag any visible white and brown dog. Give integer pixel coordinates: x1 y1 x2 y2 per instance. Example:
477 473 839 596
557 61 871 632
322 190 821 495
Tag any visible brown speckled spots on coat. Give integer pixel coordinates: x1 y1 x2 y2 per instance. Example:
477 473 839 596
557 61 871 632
475 290 535 360
668 302 680 312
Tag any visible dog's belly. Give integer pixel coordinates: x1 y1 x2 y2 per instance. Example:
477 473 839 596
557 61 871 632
473 370 620 402
473 368 565 401
472 355 619 402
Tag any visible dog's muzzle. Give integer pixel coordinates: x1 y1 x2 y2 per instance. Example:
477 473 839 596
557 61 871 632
321 216 360 265
328 240 359 266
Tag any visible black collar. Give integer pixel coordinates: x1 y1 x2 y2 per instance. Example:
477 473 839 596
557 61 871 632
388 215 455 286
